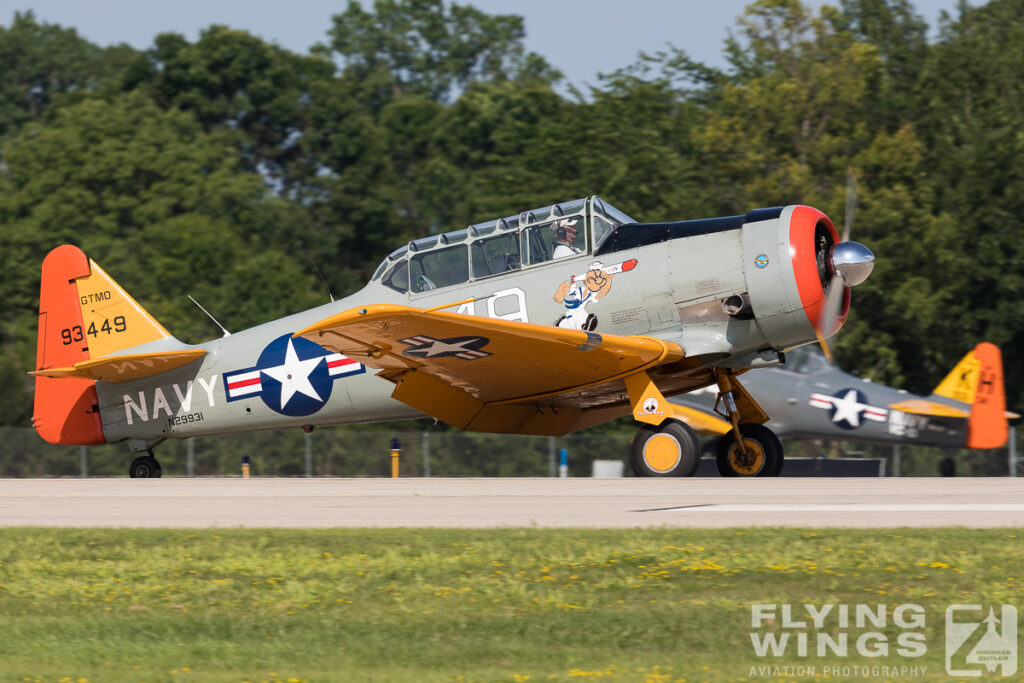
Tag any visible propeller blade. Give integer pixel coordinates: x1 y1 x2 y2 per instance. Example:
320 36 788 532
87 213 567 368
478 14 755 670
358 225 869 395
815 272 846 362
817 169 861 364
844 167 858 243
816 329 835 364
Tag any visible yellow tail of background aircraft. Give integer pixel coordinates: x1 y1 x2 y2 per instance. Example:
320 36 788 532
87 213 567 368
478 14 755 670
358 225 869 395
669 342 1017 461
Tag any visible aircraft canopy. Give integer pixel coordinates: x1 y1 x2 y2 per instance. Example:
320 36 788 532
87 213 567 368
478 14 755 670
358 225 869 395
371 196 636 295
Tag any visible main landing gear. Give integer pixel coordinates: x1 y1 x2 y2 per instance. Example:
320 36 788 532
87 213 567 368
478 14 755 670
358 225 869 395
714 423 783 477
626 368 785 477
710 370 784 477
129 451 162 478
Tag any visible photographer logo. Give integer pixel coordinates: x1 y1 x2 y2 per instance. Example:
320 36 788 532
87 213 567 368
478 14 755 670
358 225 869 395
946 605 1017 677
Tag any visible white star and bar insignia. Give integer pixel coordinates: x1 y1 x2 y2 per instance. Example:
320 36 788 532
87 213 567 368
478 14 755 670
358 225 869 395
400 335 492 360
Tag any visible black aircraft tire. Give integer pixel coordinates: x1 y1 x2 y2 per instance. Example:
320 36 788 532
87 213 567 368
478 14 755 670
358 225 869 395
767 430 785 477
716 424 782 477
129 455 162 478
630 421 701 477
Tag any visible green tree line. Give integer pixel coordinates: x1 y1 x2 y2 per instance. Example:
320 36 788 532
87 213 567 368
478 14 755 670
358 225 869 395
1 0 1021 434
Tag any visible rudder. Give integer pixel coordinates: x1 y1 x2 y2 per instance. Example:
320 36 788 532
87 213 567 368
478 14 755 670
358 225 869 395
34 246 104 444
966 342 1007 449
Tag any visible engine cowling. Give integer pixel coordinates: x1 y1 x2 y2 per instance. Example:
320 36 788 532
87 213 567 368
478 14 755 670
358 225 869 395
741 205 870 352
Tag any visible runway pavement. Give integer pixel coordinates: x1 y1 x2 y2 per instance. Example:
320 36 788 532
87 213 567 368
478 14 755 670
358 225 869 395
1 478 1023 528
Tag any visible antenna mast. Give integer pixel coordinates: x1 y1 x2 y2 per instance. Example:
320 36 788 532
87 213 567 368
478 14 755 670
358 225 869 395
188 295 231 337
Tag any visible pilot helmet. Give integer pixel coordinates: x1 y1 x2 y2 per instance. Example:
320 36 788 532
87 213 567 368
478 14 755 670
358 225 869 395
555 218 579 240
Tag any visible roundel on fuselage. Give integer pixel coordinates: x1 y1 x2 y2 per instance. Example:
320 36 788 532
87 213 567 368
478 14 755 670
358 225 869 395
808 388 889 430
223 334 365 417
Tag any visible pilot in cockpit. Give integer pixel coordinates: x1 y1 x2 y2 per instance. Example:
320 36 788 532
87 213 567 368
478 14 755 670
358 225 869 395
552 218 582 258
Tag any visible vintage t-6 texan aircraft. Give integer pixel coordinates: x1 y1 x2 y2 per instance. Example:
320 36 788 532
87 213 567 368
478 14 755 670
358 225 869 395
31 197 875 478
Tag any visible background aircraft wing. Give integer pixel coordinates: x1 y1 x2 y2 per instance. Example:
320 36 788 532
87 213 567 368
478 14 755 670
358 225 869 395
295 304 698 435
888 398 971 418
668 404 731 435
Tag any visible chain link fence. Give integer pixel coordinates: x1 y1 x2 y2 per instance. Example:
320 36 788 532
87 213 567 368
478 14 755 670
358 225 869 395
0 427 636 478
0 426 1018 478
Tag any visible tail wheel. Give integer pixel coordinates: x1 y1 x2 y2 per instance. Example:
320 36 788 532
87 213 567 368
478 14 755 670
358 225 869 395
129 455 162 478
630 421 701 477
716 423 783 477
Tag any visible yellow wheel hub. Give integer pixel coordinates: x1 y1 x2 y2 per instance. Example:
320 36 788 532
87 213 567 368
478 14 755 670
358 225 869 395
644 434 682 473
728 439 765 476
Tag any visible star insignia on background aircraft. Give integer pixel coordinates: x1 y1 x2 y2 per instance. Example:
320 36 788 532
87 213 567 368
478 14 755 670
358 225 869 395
223 334 364 416
809 388 888 429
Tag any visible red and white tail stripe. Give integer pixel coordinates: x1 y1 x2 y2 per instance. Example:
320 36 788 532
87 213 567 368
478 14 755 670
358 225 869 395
226 370 262 399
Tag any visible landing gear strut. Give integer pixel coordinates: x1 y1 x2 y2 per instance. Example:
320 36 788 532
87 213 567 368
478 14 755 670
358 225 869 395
129 452 162 478
712 369 784 477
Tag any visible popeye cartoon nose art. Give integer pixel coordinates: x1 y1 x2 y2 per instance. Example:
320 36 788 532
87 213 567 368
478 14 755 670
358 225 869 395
552 258 637 331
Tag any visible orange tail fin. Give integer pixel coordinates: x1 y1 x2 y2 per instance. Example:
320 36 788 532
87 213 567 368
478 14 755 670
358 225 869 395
33 245 175 444
33 246 105 444
966 342 1008 449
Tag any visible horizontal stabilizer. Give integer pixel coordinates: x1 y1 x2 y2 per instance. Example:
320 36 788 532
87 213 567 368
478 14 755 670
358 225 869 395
30 349 205 382
888 399 970 419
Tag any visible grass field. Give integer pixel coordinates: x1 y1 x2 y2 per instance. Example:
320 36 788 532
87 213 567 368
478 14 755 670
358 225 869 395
1 527 1021 683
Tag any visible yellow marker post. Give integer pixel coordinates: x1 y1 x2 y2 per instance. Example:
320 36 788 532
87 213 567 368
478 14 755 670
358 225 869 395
390 438 400 478
242 455 251 479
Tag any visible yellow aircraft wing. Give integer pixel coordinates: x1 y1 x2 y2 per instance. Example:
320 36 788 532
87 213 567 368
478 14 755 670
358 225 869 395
888 399 970 419
30 349 206 382
295 304 692 435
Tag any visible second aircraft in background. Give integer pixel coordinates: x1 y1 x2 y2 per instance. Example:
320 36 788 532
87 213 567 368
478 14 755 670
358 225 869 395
668 343 1016 475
